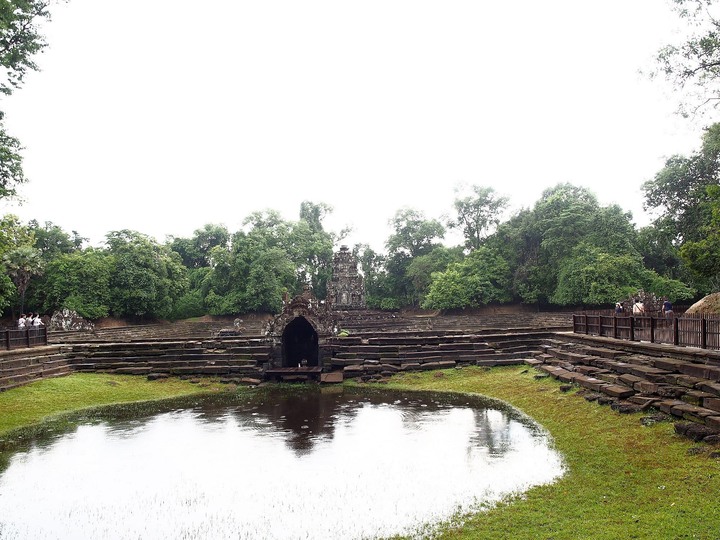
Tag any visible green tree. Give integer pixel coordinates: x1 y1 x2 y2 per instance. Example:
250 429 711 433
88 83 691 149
0 0 59 199
38 249 113 319
488 183 643 305
105 230 188 319
422 247 512 309
448 185 509 251
2 244 43 313
168 223 229 269
29 220 85 259
652 0 720 116
642 124 720 244
551 243 695 306
406 246 464 305
386 208 445 257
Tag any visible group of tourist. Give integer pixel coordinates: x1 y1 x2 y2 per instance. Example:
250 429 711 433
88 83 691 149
17 313 44 329
614 298 674 318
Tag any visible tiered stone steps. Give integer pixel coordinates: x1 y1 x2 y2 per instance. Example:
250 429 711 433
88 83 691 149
0 346 70 391
530 339 720 436
48 318 270 344
64 338 270 379
326 331 551 380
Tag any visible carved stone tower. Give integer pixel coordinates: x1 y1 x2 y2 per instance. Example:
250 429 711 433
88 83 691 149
327 245 365 309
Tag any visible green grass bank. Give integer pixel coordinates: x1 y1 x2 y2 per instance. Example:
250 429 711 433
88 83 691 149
1 368 719 539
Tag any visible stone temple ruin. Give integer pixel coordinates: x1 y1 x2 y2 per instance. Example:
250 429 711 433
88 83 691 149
326 245 365 310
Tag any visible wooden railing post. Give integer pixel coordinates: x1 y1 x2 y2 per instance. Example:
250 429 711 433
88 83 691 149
4 330 9 350
702 318 708 349
612 315 618 339
673 317 679 346
650 316 656 343
584 314 589 334
629 316 635 341
26 328 31 347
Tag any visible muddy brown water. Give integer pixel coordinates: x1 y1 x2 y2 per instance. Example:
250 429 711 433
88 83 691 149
0 386 564 539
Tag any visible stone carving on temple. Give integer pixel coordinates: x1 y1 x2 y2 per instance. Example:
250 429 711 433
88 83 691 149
326 245 365 309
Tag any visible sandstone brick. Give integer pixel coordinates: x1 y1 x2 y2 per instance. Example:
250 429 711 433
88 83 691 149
703 397 720 413
653 358 688 371
602 384 635 399
678 363 712 379
320 372 343 383
682 390 715 406
634 380 661 394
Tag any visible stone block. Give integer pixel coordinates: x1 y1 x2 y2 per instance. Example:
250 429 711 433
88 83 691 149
657 386 686 398
658 400 686 415
698 382 720 396
677 363 712 380
627 395 659 408
577 377 608 392
634 380 661 394
653 358 688 372
628 365 672 382
320 372 343 383
619 374 645 387
602 385 635 399
703 397 720 413
682 390 715 406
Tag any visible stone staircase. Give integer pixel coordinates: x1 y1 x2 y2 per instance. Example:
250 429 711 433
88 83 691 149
47 318 271 344
0 346 71 391
64 338 271 380
529 337 720 441
326 331 551 381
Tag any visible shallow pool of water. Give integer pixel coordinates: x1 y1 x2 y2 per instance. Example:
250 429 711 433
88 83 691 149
0 386 564 539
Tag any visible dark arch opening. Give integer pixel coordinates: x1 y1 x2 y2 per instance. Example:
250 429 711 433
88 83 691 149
281 317 319 367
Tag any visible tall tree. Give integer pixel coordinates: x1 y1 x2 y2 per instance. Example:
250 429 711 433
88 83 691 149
0 0 58 199
386 208 445 258
105 230 188 319
652 0 720 116
2 244 43 313
448 185 509 251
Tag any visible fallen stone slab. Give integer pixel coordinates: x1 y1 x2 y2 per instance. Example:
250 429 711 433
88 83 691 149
704 397 720 413
610 401 642 414
576 376 608 392
320 372 343 383
627 395 660 408
674 422 720 442
602 384 635 399
658 399 686 415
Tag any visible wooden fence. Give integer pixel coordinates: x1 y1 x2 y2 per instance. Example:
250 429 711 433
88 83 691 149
572 313 720 350
1 327 48 350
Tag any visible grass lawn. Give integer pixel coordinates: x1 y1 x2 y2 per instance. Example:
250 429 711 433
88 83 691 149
1 368 719 539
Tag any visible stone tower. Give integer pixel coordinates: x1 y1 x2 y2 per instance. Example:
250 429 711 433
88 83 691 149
327 245 365 309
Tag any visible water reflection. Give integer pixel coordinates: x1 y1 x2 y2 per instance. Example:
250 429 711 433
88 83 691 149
0 387 564 540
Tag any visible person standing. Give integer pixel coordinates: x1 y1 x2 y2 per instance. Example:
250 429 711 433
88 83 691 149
662 299 674 318
17 314 26 329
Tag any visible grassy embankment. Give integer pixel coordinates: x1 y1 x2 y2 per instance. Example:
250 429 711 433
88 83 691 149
1 368 719 539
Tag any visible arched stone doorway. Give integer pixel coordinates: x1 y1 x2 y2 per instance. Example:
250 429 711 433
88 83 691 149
281 317 319 367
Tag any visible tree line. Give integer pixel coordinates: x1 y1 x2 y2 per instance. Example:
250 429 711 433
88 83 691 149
0 0 718 320
0 158 715 321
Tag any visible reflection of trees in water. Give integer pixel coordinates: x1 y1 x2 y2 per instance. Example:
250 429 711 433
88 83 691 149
0 387 540 466
468 409 512 457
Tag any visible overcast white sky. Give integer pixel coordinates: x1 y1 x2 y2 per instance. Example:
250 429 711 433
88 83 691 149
0 0 708 251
